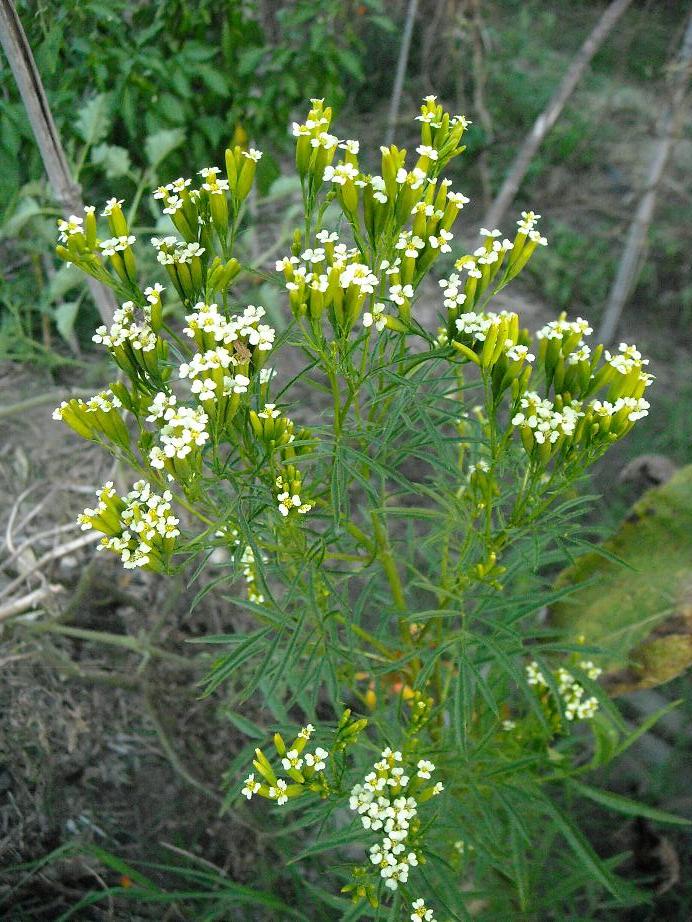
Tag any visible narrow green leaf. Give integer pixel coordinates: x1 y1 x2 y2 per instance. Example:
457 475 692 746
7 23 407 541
568 779 691 826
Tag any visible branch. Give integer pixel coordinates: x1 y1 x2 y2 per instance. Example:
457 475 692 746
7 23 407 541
597 10 692 344
482 0 634 230
0 0 116 324
385 0 419 146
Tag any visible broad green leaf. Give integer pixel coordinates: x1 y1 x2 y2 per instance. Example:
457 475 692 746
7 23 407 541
0 196 41 238
550 465 692 692
46 264 83 303
54 301 80 351
75 93 111 145
91 143 131 178
145 128 186 168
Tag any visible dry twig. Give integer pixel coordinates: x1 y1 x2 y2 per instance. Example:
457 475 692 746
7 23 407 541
598 10 692 343
483 0 634 230
385 0 419 146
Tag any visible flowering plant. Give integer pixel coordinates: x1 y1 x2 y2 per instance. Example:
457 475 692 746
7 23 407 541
53 96 657 917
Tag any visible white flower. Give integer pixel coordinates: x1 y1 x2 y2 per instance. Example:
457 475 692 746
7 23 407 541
300 247 326 264
259 367 277 385
505 343 535 364
101 197 124 216
57 215 83 242
339 139 360 153
311 131 339 150
428 229 453 253
163 196 184 215
241 773 261 800
276 255 299 271
323 162 359 185
411 897 436 922
363 302 387 332
268 778 289 806
416 144 439 161
447 191 470 206
416 759 435 780
281 749 304 772
144 282 165 304
304 747 328 772
277 492 312 517
222 373 250 396
243 148 263 162
258 403 280 419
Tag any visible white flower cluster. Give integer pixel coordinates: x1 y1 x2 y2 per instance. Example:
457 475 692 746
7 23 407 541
323 161 359 185
153 177 191 201
526 659 602 721
183 302 275 354
198 166 229 195
241 724 327 804
52 388 122 420
148 405 209 469
591 396 650 423
415 94 470 130
512 392 581 445
277 235 381 322
606 342 652 380
281 746 328 773
152 236 205 265
99 234 136 256
439 273 467 311
536 316 593 342
214 525 265 603
455 310 516 343
57 214 84 242
78 480 179 570
276 485 312 518
411 898 437 922
240 544 265 604
349 748 443 891
516 210 547 246
92 302 156 352
178 304 274 409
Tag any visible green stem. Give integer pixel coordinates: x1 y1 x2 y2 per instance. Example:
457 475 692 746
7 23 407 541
17 621 200 668
370 508 407 616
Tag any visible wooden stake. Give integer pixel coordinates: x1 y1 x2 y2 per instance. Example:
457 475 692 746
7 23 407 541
482 0 634 231
385 0 419 147
0 0 116 324
598 10 692 344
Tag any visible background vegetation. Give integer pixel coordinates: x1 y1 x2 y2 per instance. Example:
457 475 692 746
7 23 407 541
0 1 690 919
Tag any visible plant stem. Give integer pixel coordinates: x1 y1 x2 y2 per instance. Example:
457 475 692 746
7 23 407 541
370 508 407 617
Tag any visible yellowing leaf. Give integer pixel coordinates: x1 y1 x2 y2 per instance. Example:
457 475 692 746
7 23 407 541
550 465 692 694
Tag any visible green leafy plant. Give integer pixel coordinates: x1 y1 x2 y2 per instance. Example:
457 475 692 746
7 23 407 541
1 0 390 359
48 95 685 919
